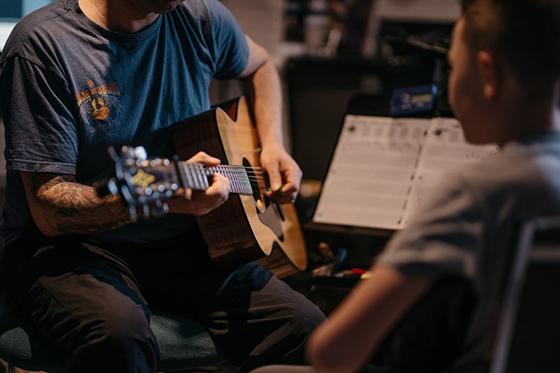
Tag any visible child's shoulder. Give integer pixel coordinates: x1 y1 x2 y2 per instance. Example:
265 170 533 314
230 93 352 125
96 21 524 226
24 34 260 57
458 136 560 199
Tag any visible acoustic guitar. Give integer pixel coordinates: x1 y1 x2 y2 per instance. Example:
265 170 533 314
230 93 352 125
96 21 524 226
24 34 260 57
97 97 307 278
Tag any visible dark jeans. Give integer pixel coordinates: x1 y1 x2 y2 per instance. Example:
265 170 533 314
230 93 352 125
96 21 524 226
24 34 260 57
3 232 325 373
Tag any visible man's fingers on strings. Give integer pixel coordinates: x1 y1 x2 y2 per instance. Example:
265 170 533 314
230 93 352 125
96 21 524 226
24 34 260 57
284 164 302 186
265 162 282 192
280 182 298 194
267 184 298 204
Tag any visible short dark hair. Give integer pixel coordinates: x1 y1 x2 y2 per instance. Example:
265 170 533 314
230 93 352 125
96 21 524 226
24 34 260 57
461 0 560 95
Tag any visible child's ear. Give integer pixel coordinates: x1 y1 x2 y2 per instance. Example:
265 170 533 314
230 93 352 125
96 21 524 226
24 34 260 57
477 51 500 101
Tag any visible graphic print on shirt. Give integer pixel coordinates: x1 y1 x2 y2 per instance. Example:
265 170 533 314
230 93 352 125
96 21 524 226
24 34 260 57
76 80 122 133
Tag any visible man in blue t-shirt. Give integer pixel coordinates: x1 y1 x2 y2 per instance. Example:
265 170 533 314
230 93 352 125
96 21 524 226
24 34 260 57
0 0 325 371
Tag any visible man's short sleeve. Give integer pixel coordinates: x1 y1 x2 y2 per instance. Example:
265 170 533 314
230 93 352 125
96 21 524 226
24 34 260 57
377 175 485 280
205 0 249 80
0 56 78 174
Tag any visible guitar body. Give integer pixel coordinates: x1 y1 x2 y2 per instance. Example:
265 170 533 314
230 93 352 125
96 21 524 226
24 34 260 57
170 97 307 277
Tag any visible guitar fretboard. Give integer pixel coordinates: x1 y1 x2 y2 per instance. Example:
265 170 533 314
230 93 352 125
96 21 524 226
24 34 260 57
177 162 255 195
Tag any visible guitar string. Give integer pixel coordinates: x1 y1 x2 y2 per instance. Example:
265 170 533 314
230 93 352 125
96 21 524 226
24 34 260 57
180 165 265 175
180 162 262 169
183 164 265 174
175 163 292 193
179 175 264 184
197 174 266 183
181 165 269 188
205 170 266 179
203 165 264 171
175 165 266 194
199 172 267 185
206 169 266 180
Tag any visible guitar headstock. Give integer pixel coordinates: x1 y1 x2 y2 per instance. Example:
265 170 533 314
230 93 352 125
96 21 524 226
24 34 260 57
95 146 180 222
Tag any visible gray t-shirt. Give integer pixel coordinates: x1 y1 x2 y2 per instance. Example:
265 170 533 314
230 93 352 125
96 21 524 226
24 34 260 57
0 0 248 245
377 131 560 370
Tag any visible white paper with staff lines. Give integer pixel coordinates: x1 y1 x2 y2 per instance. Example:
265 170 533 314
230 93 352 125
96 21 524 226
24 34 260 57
313 116 497 230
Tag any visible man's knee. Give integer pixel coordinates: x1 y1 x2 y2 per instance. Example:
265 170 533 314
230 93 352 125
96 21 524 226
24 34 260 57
266 277 326 336
285 295 325 336
244 289 325 370
70 306 159 372
99 306 157 352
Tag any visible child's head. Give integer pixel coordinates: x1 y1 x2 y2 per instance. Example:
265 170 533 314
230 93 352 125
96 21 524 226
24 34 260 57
448 0 560 144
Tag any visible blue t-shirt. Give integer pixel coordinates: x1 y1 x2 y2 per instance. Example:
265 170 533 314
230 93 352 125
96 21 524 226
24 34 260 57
0 0 249 245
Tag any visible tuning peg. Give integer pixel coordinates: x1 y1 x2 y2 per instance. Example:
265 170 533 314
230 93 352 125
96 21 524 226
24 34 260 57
151 199 169 218
142 203 151 220
128 205 139 223
134 146 148 161
121 145 134 156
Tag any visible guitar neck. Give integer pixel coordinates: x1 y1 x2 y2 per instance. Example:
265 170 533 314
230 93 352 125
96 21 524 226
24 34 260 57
176 161 258 195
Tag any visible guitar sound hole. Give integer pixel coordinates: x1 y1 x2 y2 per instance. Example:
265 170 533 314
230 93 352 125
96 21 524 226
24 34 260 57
243 157 284 241
274 202 285 221
243 158 266 205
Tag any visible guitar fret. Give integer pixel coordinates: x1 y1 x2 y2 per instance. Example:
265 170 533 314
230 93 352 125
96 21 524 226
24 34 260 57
215 166 223 190
192 165 203 190
195 166 204 190
233 174 240 194
241 170 250 193
189 165 198 189
239 172 248 194
230 167 239 194
205 165 253 195
237 166 252 195
204 167 210 189
205 168 211 189
230 169 237 193
232 167 242 194
180 163 194 189
195 165 207 190
219 166 227 191
180 163 254 195
185 164 196 189
225 167 236 194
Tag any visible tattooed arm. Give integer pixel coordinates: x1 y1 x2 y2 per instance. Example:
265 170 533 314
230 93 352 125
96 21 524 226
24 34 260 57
21 171 132 236
20 152 231 237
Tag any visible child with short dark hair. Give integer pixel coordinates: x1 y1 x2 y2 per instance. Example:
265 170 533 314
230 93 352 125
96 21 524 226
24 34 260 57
306 0 560 372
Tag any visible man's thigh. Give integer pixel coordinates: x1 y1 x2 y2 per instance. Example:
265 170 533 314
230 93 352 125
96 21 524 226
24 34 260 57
7 243 154 357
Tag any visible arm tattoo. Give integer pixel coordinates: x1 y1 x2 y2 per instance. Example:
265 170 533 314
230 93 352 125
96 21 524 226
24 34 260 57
30 173 132 235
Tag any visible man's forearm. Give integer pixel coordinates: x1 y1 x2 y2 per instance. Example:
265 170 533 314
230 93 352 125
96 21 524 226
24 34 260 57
24 173 132 236
246 58 284 149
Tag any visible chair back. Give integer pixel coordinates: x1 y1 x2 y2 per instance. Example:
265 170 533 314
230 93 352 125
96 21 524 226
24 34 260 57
490 217 560 373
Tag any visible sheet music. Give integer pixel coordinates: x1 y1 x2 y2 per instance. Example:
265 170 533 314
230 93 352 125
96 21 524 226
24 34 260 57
402 118 497 225
313 115 431 230
313 116 497 230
